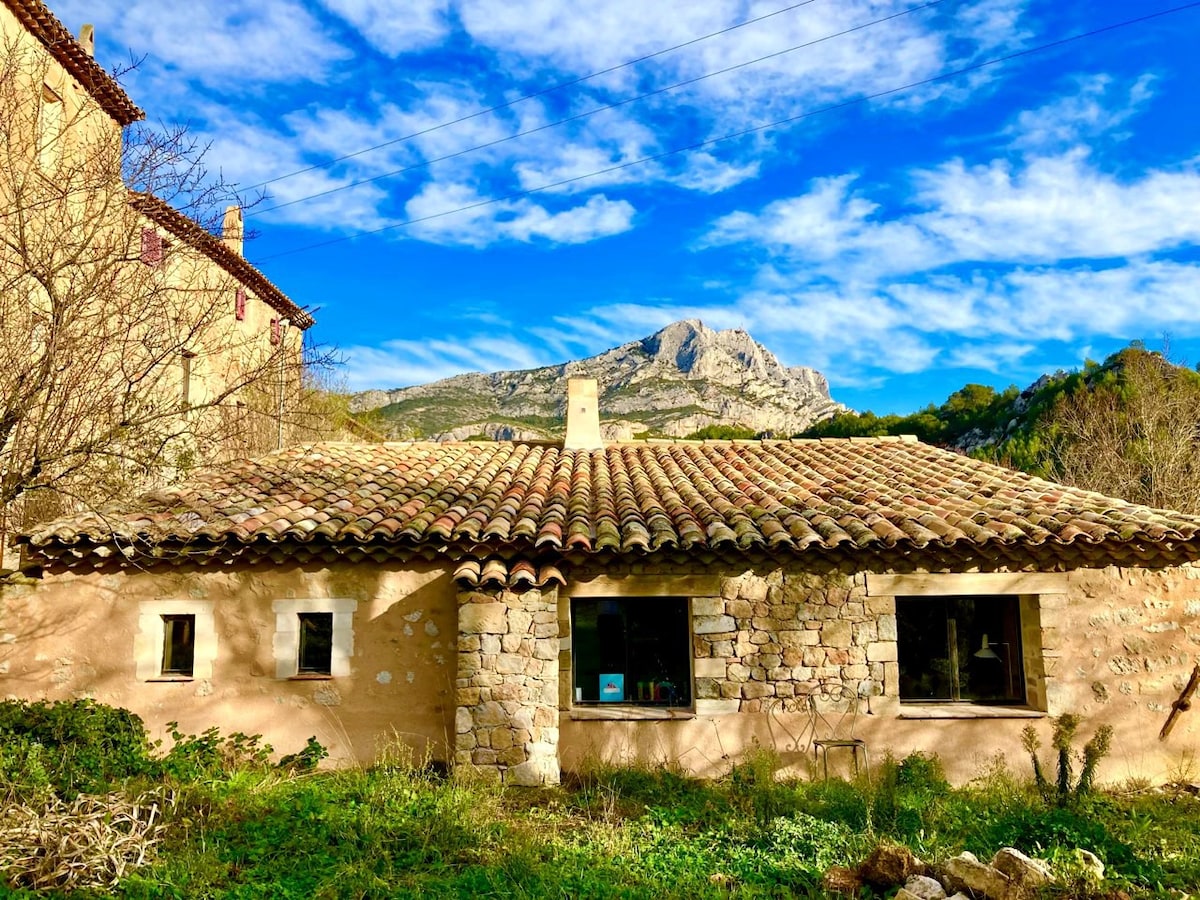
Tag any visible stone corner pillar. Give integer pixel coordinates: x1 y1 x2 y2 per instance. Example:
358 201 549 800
454 585 561 786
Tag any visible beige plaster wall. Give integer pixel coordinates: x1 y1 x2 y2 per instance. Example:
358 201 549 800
0 561 458 765
558 563 1200 786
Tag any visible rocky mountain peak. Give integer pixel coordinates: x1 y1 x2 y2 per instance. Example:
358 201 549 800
351 320 845 441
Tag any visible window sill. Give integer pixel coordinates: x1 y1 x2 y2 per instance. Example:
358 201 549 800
288 673 333 681
146 676 194 683
570 706 695 721
898 704 1046 719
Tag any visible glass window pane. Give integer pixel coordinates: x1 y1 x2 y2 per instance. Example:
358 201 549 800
897 595 1024 704
571 598 691 707
161 615 195 676
298 613 333 674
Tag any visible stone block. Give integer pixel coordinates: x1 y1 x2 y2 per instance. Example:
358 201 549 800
496 655 526 675
473 701 508 727
867 641 898 662
877 615 898 641
694 615 737 634
694 657 726 678
455 707 473 734
741 682 773 700
726 599 753 618
738 578 769 601
509 609 533 635
727 663 752 683
458 653 483 677
695 678 721 699
455 731 477 751
456 687 481 706
692 597 725 616
506 756 559 787
822 620 853 648
720 682 742 699
941 852 1010 900
460 603 508 635
481 635 502 654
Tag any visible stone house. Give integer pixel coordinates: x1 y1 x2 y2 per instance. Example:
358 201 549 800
0 0 314 555
3 379 1198 786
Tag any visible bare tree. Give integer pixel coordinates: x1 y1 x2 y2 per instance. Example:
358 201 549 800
0 28 336 547
1048 348 1200 514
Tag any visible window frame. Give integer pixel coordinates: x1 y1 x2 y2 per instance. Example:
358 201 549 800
135 600 216 682
272 599 357 679
865 573 1059 717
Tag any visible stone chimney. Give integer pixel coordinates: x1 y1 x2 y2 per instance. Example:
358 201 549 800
79 24 95 56
563 377 604 451
222 205 243 256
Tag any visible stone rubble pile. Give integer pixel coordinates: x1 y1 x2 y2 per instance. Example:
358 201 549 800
823 842 1102 899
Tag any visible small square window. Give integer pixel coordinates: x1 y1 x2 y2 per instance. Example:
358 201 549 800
297 612 333 675
897 595 1025 704
160 614 195 677
571 597 691 707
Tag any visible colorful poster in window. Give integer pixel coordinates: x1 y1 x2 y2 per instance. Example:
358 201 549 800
599 673 624 703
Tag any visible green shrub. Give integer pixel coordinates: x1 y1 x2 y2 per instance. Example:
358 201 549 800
0 700 157 798
159 723 274 782
0 735 53 803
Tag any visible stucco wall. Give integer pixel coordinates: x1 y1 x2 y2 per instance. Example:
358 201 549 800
0 561 458 765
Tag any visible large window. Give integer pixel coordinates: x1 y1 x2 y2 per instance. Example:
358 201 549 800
897 595 1024 704
571 598 691 707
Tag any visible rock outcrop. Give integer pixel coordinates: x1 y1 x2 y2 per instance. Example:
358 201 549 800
351 319 845 440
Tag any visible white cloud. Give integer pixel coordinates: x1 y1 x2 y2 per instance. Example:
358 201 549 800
52 0 350 90
1008 74 1155 151
319 0 453 55
341 333 557 390
705 151 1200 277
402 183 634 246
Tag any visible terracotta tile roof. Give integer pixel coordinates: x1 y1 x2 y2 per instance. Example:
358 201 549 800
22 438 1200 570
3 0 143 126
130 193 315 330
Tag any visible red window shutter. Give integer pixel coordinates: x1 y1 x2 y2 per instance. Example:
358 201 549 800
140 228 162 266
235 289 246 321
270 317 281 345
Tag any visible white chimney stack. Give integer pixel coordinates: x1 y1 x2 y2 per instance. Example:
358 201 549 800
222 205 243 256
563 377 604 451
79 24 95 56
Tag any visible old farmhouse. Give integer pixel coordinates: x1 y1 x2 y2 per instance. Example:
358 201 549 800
2 380 1198 786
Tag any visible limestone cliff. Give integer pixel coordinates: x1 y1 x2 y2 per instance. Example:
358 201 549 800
351 319 845 440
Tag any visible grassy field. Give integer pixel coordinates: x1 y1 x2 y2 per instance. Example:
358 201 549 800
2 703 1199 898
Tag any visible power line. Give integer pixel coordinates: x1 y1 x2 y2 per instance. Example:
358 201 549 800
251 0 948 217
244 0 825 192
253 1 1200 264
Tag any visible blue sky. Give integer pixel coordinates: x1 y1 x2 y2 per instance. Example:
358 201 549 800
61 0 1200 414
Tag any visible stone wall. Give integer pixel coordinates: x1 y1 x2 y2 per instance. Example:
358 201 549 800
454 586 560 786
691 571 893 714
